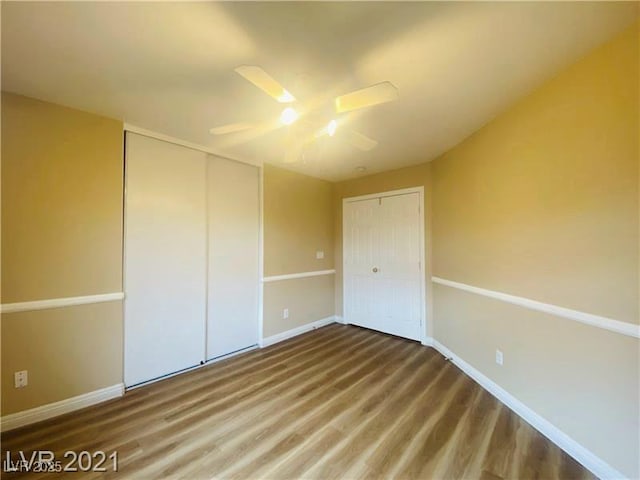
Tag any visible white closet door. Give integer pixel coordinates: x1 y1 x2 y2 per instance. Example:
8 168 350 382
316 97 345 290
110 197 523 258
207 156 259 359
344 198 381 331
376 193 422 340
344 192 422 341
124 133 207 386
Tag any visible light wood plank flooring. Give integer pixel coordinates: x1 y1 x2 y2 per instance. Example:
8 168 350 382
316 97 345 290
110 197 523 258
2 324 594 479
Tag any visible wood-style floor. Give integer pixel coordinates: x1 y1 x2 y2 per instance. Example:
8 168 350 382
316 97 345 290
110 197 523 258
2 324 593 480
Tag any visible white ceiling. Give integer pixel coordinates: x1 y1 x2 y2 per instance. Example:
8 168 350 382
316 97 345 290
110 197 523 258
2 2 637 181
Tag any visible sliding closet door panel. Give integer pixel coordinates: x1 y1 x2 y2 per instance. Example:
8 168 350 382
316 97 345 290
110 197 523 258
207 156 259 359
124 133 207 386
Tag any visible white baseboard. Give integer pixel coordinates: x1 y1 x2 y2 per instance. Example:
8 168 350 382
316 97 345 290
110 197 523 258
335 315 346 324
429 340 625 480
421 336 434 347
0 383 124 433
261 316 336 348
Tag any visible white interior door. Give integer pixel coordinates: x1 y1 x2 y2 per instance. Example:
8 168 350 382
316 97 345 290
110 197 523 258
344 191 423 341
344 197 380 332
207 156 259 359
124 133 207 386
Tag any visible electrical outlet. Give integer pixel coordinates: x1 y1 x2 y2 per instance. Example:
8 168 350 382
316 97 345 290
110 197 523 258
14 370 28 388
283 308 289 319
495 350 504 366
316 251 324 259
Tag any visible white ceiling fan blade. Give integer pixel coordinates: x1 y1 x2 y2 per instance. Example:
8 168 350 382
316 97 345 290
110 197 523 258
335 82 398 113
235 65 296 103
209 122 254 135
349 131 378 151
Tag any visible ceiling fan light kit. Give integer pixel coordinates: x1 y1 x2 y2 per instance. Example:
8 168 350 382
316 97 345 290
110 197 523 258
327 119 338 137
279 107 299 126
211 65 399 160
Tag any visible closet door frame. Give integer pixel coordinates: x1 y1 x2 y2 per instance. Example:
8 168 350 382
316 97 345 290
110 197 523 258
341 186 427 344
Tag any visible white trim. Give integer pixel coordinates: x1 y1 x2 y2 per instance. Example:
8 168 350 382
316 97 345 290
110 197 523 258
341 187 425 203
417 188 427 344
429 339 625 480
421 336 434 347
335 315 346 325
342 186 427 342
0 384 124 432
1 293 125 315
432 277 639 339
342 196 348 327
258 165 265 347
124 123 261 167
261 316 336 348
121 130 129 405
203 157 210 361
262 269 336 283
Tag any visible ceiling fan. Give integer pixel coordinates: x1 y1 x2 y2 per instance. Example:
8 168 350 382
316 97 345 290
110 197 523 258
209 65 398 162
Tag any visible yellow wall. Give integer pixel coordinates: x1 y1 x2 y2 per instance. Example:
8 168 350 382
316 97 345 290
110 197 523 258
331 23 638 477
263 276 335 337
263 164 335 336
1 93 124 303
1 93 124 415
432 25 638 325
431 24 638 477
1 304 123 415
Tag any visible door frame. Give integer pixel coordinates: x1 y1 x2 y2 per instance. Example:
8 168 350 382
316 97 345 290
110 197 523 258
342 186 427 344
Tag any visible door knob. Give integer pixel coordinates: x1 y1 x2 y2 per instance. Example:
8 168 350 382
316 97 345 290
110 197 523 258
372 267 379 273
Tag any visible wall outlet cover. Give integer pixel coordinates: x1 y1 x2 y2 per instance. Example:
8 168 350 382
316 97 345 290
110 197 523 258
14 370 28 388
316 251 324 259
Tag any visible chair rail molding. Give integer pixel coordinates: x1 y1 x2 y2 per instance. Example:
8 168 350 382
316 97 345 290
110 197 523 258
1 292 125 314
262 269 336 283
432 277 639 339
